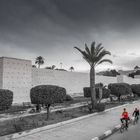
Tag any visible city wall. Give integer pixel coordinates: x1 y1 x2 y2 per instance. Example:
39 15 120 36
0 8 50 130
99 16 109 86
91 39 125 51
32 68 117 97
0 57 140 103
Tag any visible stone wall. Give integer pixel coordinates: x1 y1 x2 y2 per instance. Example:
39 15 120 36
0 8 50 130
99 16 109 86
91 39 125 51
1 57 32 103
32 68 117 96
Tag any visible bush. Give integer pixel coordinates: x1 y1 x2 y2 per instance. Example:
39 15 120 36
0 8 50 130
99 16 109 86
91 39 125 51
102 88 110 98
65 94 73 101
95 103 105 112
30 85 66 105
30 85 66 119
108 83 132 101
83 86 110 99
83 87 91 98
131 84 140 96
0 89 13 111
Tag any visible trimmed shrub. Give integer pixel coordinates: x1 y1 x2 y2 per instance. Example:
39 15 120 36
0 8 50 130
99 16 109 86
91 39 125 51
65 94 73 101
83 87 91 98
0 89 13 111
96 88 110 99
131 84 140 96
108 83 132 101
30 85 66 105
83 86 110 99
95 103 105 112
30 85 66 119
102 88 110 98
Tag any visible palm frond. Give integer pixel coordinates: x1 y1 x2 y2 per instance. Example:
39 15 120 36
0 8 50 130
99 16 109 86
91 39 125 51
74 46 93 66
74 42 112 67
82 51 93 66
91 42 96 55
85 43 91 56
96 59 113 66
74 46 84 55
95 44 104 56
94 50 111 66
96 50 111 61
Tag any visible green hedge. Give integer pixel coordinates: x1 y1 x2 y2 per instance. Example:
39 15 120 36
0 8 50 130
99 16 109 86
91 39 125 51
0 89 13 111
30 85 66 105
108 83 132 100
83 87 110 99
131 84 140 96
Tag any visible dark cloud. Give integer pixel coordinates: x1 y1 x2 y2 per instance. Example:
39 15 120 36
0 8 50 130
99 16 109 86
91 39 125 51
0 0 140 70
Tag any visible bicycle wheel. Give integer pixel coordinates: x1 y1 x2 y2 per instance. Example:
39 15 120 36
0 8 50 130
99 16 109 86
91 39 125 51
135 117 139 124
125 125 128 130
133 118 136 125
120 125 124 133
133 117 138 125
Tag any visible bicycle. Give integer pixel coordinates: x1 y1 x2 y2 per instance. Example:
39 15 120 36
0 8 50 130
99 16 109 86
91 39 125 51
120 119 128 133
133 116 139 125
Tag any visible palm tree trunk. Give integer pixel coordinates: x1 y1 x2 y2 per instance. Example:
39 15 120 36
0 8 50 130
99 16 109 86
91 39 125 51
90 66 96 110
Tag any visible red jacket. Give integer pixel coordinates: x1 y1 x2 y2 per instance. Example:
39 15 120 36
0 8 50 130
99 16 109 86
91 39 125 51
122 111 129 119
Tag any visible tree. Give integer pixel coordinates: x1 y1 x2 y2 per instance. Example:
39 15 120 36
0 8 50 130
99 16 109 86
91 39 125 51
128 70 140 78
74 41 112 110
69 66 74 72
102 69 120 77
32 65 36 68
134 66 140 70
45 66 51 69
45 65 56 70
52 65 56 70
35 56 45 68
30 85 66 119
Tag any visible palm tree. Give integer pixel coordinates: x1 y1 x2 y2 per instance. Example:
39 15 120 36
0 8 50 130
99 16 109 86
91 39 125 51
32 65 36 68
52 65 56 70
69 66 74 72
74 41 112 110
35 56 45 68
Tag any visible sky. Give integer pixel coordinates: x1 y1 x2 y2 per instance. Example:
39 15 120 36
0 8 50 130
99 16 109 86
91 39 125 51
0 0 140 72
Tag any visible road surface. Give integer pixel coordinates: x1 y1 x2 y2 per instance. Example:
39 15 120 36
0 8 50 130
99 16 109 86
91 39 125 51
106 121 140 140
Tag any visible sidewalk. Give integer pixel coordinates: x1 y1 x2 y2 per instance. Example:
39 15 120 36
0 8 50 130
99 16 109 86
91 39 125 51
0 101 139 140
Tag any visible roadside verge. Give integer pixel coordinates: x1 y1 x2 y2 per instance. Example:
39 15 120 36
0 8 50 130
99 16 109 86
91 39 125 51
0 103 130 140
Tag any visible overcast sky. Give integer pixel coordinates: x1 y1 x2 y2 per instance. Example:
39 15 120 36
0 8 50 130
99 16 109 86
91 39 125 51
0 0 140 72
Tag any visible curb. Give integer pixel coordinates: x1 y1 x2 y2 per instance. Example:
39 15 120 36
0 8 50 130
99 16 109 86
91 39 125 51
91 124 121 140
0 103 131 140
91 100 140 140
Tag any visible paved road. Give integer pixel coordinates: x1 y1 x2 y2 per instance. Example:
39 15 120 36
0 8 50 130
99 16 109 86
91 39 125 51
1 101 140 140
106 120 140 140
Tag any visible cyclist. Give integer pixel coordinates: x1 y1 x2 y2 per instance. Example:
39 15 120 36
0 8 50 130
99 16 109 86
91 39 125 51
120 108 129 128
132 108 139 122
